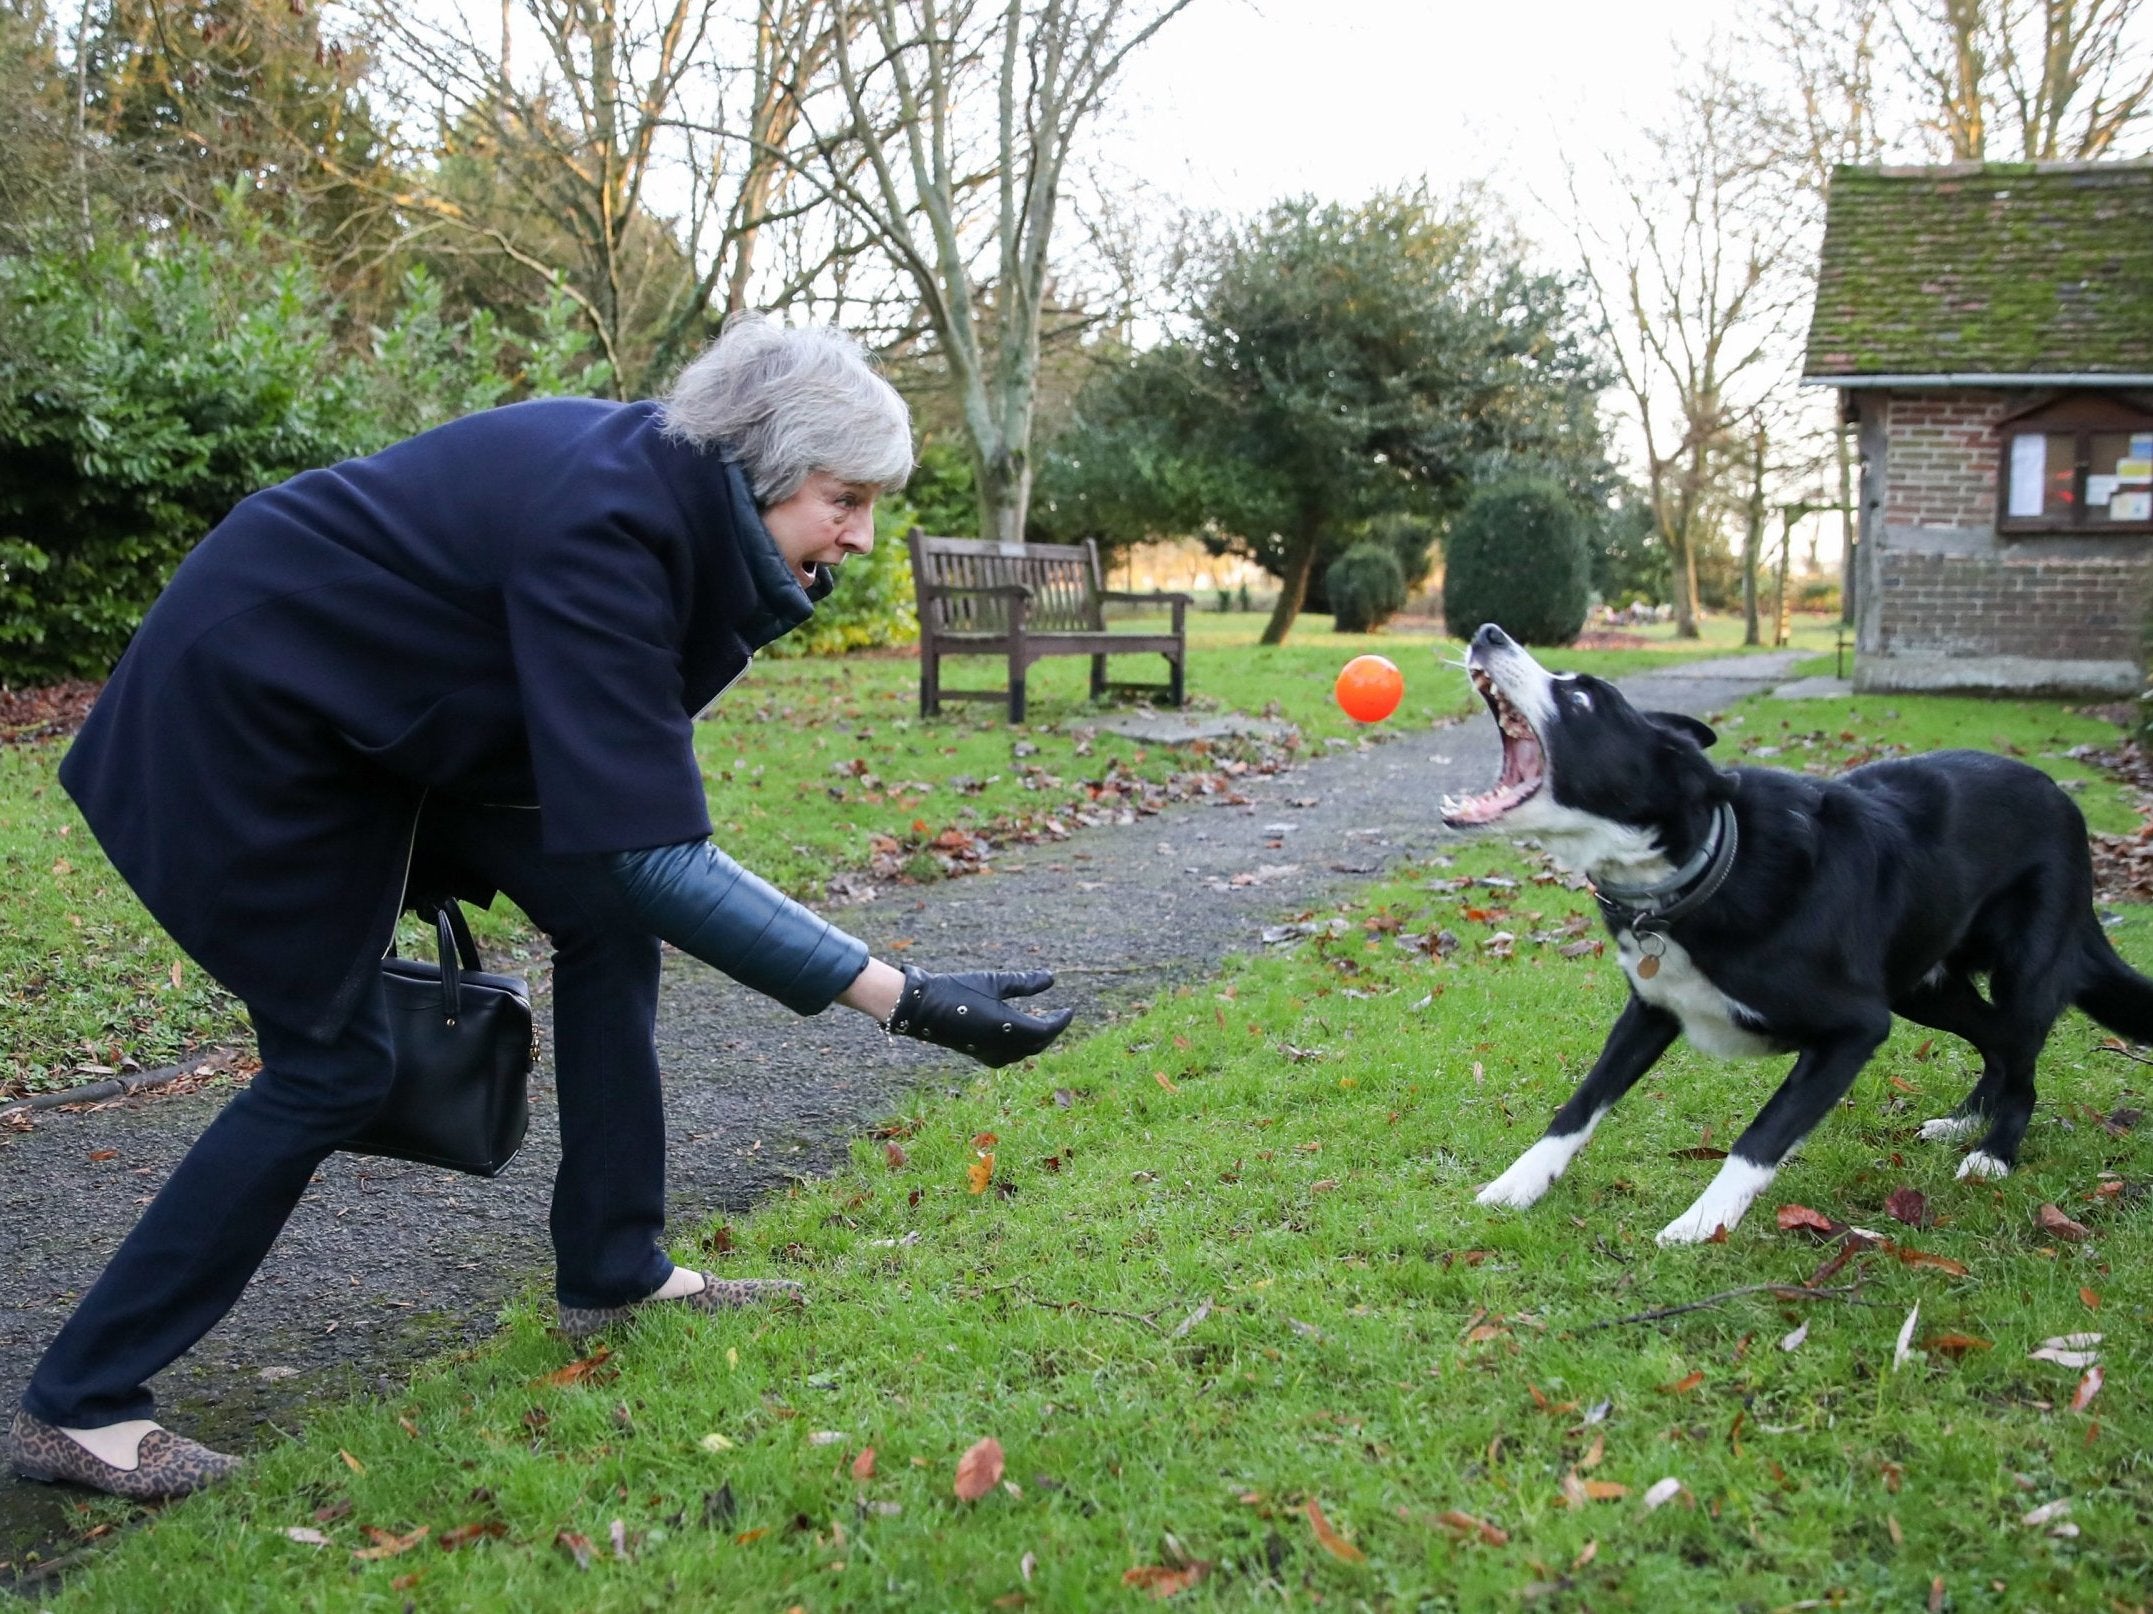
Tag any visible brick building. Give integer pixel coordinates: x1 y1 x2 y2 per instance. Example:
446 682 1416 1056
1802 160 2153 695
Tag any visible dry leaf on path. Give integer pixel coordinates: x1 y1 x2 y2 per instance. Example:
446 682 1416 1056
955 1436 1005 1502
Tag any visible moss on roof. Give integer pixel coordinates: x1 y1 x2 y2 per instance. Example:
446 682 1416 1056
1802 161 2153 377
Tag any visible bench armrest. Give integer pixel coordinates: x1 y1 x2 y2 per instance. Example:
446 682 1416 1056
1100 589 1194 606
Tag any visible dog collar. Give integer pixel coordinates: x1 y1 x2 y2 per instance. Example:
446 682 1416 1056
1593 800 1740 929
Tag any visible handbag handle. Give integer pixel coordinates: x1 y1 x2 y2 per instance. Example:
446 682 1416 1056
414 899 485 1023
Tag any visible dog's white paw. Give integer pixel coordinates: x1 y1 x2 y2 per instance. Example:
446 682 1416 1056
1476 1162 1554 1210
1655 1208 1734 1246
1656 1157 1776 1247
1475 1134 1582 1211
1956 1149 2010 1181
1918 1115 1980 1143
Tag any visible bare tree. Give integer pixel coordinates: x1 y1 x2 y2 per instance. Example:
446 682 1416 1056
1888 0 2153 158
791 0 1197 542
1579 63 1806 638
366 0 847 394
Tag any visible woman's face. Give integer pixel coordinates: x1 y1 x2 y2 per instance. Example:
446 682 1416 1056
762 471 879 587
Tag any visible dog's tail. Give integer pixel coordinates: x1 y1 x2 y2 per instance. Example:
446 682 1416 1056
2076 930 2153 1044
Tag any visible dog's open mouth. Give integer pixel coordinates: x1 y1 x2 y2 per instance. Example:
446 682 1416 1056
1441 667 1545 826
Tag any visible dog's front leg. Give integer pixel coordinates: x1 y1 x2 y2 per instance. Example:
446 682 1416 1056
1658 1019 1890 1245
1477 997 1679 1210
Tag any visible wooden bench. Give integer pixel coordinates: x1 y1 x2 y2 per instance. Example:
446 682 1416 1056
906 532 1191 723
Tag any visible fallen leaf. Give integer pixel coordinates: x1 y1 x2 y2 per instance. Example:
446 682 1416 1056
884 1142 907 1169
437 1521 507 1550
87 1149 117 1163
2070 1365 2103 1412
556 1530 593 1570
1889 1243 1968 1277
2021 1499 2071 1527
1170 1298 1213 1339
1667 1146 1728 1160
2036 1204 2091 1242
1153 1071 1179 1093
1583 1480 1628 1501
2031 1332 2103 1369
1656 1370 1705 1395
699 1432 735 1452
1642 1478 1686 1511
1304 1499 1365 1562
1923 1333 1991 1357
971 1130 999 1148
967 1153 995 1195
955 1437 1005 1502
807 1430 845 1446
2079 1286 2101 1310
352 1525 429 1561
852 1446 876 1480
1885 1187 1928 1226
1436 1509 1508 1546
537 1346 616 1388
1573 1539 1598 1570
1122 1562 1210 1598
1779 1320 1809 1353
1893 1304 1920 1371
338 1448 366 1474
283 1527 330 1546
1777 1204 1840 1238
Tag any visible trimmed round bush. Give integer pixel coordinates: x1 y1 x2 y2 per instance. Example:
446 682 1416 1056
1325 541 1408 633
1441 478 1591 646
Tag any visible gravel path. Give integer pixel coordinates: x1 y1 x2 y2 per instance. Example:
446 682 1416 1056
0 651 1803 1575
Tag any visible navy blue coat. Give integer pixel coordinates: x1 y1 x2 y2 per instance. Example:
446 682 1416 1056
59 398 825 1039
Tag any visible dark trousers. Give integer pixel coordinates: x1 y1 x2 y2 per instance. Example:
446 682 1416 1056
24 803 671 1429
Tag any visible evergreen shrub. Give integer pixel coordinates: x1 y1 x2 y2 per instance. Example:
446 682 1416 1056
1324 541 1407 632
1441 477 1591 645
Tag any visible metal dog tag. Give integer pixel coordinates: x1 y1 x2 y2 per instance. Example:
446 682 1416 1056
1633 925 1666 979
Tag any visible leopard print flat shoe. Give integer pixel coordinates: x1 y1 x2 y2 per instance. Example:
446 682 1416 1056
557 1271 806 1343
8 1409 241 1501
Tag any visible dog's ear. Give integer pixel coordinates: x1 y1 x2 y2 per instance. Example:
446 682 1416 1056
1647 711 1717 751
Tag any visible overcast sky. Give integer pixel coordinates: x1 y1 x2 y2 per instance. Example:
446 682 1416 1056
1102 0 1740 251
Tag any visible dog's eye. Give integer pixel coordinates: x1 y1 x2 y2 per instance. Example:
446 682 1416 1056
1569 689 1592 710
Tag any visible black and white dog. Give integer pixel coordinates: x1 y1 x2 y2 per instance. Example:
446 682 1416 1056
1443 624 2153 1245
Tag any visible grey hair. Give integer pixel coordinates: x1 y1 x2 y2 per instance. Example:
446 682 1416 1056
657 312 914 504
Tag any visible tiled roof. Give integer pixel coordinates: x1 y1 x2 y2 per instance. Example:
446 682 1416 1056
1803 161 2153 378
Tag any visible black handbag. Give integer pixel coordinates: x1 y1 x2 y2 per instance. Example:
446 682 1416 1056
343 899 535 1177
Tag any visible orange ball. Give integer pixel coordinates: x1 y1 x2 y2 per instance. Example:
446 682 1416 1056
1334 654 1404 724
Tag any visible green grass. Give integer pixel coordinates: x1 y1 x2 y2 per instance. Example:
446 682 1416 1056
16 611 2153 1610
35 837 2151 1611
0 611 1826 1099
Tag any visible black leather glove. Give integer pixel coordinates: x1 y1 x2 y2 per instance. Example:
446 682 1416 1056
883 966 1074 1068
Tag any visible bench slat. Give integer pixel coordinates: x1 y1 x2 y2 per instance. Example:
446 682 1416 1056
907 530 1188 722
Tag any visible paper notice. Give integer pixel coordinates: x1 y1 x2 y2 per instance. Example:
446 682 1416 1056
2088 474 2119 508
2115 458 2152 484
2130 432 2153 460
2008 434 2048 517
2111 490 2152 522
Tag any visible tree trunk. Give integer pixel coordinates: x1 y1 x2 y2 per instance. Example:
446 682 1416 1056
1741 427 1766 647
1260 528 1322 646
973 444 1031 545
